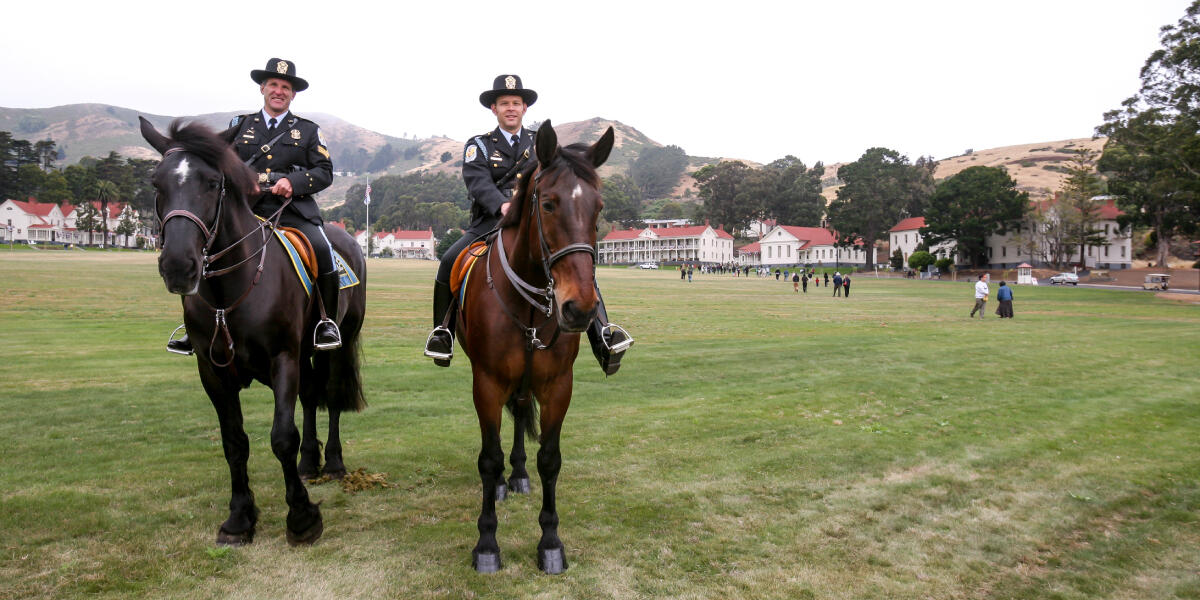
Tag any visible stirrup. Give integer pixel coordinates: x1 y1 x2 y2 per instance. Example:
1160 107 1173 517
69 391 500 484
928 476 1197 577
166 324 193 355
423 326 454 360
600 323 634 353
313 318 342 350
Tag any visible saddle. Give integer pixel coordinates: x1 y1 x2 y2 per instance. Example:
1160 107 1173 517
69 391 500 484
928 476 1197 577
279 226 317 279
259 218 361 296
450 240 489 302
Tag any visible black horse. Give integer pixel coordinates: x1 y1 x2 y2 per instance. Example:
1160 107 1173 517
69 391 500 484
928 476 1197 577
140 117 367 546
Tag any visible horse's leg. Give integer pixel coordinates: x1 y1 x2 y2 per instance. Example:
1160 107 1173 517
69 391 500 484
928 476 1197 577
535 374 573 574
471 369 507 573
297 358 322 480
198 369 258 546
507 410 531 494
268 355 323 546
322 407 346 478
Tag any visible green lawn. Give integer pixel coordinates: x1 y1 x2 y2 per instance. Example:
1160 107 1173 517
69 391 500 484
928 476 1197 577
1 253 1197 599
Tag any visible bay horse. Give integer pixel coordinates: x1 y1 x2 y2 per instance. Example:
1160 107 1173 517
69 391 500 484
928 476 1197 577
457 120 614 574
139 117 367 546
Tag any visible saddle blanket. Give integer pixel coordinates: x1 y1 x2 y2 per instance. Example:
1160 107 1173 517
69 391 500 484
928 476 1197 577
265 223 360 296
451 240 489 307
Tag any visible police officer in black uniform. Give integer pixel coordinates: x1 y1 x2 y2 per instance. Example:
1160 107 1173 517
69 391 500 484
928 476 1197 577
167 58 341 353
423 74 631 375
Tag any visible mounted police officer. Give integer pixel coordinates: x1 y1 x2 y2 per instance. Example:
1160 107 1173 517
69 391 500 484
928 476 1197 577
167 58 341 354
423 74 631 375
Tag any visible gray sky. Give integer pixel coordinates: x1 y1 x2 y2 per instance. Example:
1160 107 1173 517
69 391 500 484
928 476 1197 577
1 0 1192 165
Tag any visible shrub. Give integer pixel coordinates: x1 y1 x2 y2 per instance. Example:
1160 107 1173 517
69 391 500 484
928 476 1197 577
908 251 934 272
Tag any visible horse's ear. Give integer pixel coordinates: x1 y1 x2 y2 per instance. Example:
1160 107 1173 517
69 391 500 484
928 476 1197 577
139 116 170 154
536 119 558 167
587 126 615 168
216 125 240 146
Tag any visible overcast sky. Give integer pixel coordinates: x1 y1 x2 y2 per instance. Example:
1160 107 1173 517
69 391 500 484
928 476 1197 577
1 0 1193 165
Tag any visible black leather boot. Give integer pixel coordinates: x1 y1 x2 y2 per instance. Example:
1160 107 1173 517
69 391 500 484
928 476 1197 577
586 285 632 376
424 280 454 367
167 324 193 355
314 272 342 350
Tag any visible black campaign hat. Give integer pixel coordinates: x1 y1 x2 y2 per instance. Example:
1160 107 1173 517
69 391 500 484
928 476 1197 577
479 74 537 108
250 58 309 92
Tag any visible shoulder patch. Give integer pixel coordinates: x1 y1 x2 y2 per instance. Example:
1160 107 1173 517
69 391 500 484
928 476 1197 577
318 130 328 147
473 136 487 157
230 115 243 128
465 145 478 162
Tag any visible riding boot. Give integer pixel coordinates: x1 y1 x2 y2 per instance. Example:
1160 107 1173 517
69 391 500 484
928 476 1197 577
424 280 454 367
586 285 632 376
314 271 342 351
166 324 193 355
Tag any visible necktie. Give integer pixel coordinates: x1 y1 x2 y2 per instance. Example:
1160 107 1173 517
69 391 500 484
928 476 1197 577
511 134 519 147
268 117 277 132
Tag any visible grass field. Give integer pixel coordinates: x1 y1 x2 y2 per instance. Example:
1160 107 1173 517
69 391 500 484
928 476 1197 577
1 252 1198 599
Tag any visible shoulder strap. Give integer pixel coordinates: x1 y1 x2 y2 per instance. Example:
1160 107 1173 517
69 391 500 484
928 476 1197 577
242 128 292 167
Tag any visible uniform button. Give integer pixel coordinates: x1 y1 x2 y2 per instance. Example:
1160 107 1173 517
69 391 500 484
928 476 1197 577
267 155 272 159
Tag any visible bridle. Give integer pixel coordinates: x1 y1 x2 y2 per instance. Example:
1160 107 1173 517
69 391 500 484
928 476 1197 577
157 146 290 366
487 166 598 350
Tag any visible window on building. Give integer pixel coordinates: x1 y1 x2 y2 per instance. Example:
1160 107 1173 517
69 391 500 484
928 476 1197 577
1104 246 1109 257
988 247 993 258
1002 247 1006 257
787 246 791 257
1121 246 1125 257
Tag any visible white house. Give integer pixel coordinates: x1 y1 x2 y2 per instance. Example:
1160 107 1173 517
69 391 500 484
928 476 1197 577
1 198 146 247
758 225 868 267
889 197 1132 270
888 216 957 265
599 223 735 265
355 227 438 259
736 240 761 266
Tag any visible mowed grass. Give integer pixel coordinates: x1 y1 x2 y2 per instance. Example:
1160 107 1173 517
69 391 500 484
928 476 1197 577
1 252 1198 600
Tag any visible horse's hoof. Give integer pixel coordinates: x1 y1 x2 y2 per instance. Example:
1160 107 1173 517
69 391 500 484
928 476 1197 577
495 483 507 502
216 525 254 546
299 470 320 482
472 551 502 573
285 515 324 546
508 477 531 494
539 548 568 574
321 467 347 480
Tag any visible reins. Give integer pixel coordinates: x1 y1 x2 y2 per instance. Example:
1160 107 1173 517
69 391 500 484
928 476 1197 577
158 147 293 367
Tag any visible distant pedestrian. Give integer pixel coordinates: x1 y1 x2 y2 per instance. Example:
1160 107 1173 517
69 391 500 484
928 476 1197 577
833 272 843 296
970 273 990 319
996 281 1014 318
843 273 851 297
824 272 830 287
681 265 686 281
775 269 781 281
687 264 693 282
792 272 800 292
801 273 808 293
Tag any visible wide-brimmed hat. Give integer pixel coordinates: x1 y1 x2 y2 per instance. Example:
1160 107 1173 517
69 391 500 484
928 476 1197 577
479 74 537 108
250 58 309 92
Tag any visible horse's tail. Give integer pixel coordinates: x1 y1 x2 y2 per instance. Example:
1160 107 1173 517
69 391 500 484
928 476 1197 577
506 388 539 442
325 326 367 413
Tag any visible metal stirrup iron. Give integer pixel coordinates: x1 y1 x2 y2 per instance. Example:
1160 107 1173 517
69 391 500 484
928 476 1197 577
423 326 453 360
313 318 342 350
166 323 194 355
601 323 634 353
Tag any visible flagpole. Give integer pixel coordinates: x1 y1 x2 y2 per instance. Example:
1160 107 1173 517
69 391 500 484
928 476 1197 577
364 179 372 257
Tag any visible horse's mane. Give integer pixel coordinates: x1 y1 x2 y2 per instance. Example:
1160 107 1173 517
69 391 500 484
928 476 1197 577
499 143 601 229
166 119 258 200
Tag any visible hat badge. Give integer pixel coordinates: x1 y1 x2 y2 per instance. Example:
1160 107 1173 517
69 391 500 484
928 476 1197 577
275 60 289 74
505 75 516 90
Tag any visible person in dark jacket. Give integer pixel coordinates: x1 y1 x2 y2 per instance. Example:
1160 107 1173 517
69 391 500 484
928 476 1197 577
832 272 843 296
423 75 629 375
996 281 1014 318
843 273 851 297
168 58 341 354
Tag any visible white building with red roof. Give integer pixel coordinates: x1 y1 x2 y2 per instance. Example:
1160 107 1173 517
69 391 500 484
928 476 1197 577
889 197 1131 270
758 225 869 267
354 227 437 259
2 198 145 247
599 223 734 265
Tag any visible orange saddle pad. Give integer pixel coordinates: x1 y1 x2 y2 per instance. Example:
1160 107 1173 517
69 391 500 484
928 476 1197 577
450 240 489 298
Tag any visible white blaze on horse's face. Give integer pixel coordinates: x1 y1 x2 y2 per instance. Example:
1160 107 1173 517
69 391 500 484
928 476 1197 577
571 184 582 200
173 157 191 186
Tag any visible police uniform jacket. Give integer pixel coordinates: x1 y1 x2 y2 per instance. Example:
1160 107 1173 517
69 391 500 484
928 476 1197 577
462 127 533 232
230 112 333 225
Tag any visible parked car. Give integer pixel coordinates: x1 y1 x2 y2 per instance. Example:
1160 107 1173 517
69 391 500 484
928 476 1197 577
638 262 659 269
1049 272 1079 285
1142 273 1170 291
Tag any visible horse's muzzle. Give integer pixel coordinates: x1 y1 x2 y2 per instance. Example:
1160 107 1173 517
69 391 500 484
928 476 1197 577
159 251 201 296
556 299 596 333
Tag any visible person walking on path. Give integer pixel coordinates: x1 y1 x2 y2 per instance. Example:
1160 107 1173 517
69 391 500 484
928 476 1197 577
832 272 843 296
687 264 693 282
801 273 808 293
843 273 851 297
792 272 800 293
970 273 990 319
824 272 830 287
996 281 1014 318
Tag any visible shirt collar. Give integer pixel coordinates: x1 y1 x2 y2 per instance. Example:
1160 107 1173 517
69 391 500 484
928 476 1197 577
262 109 290 125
